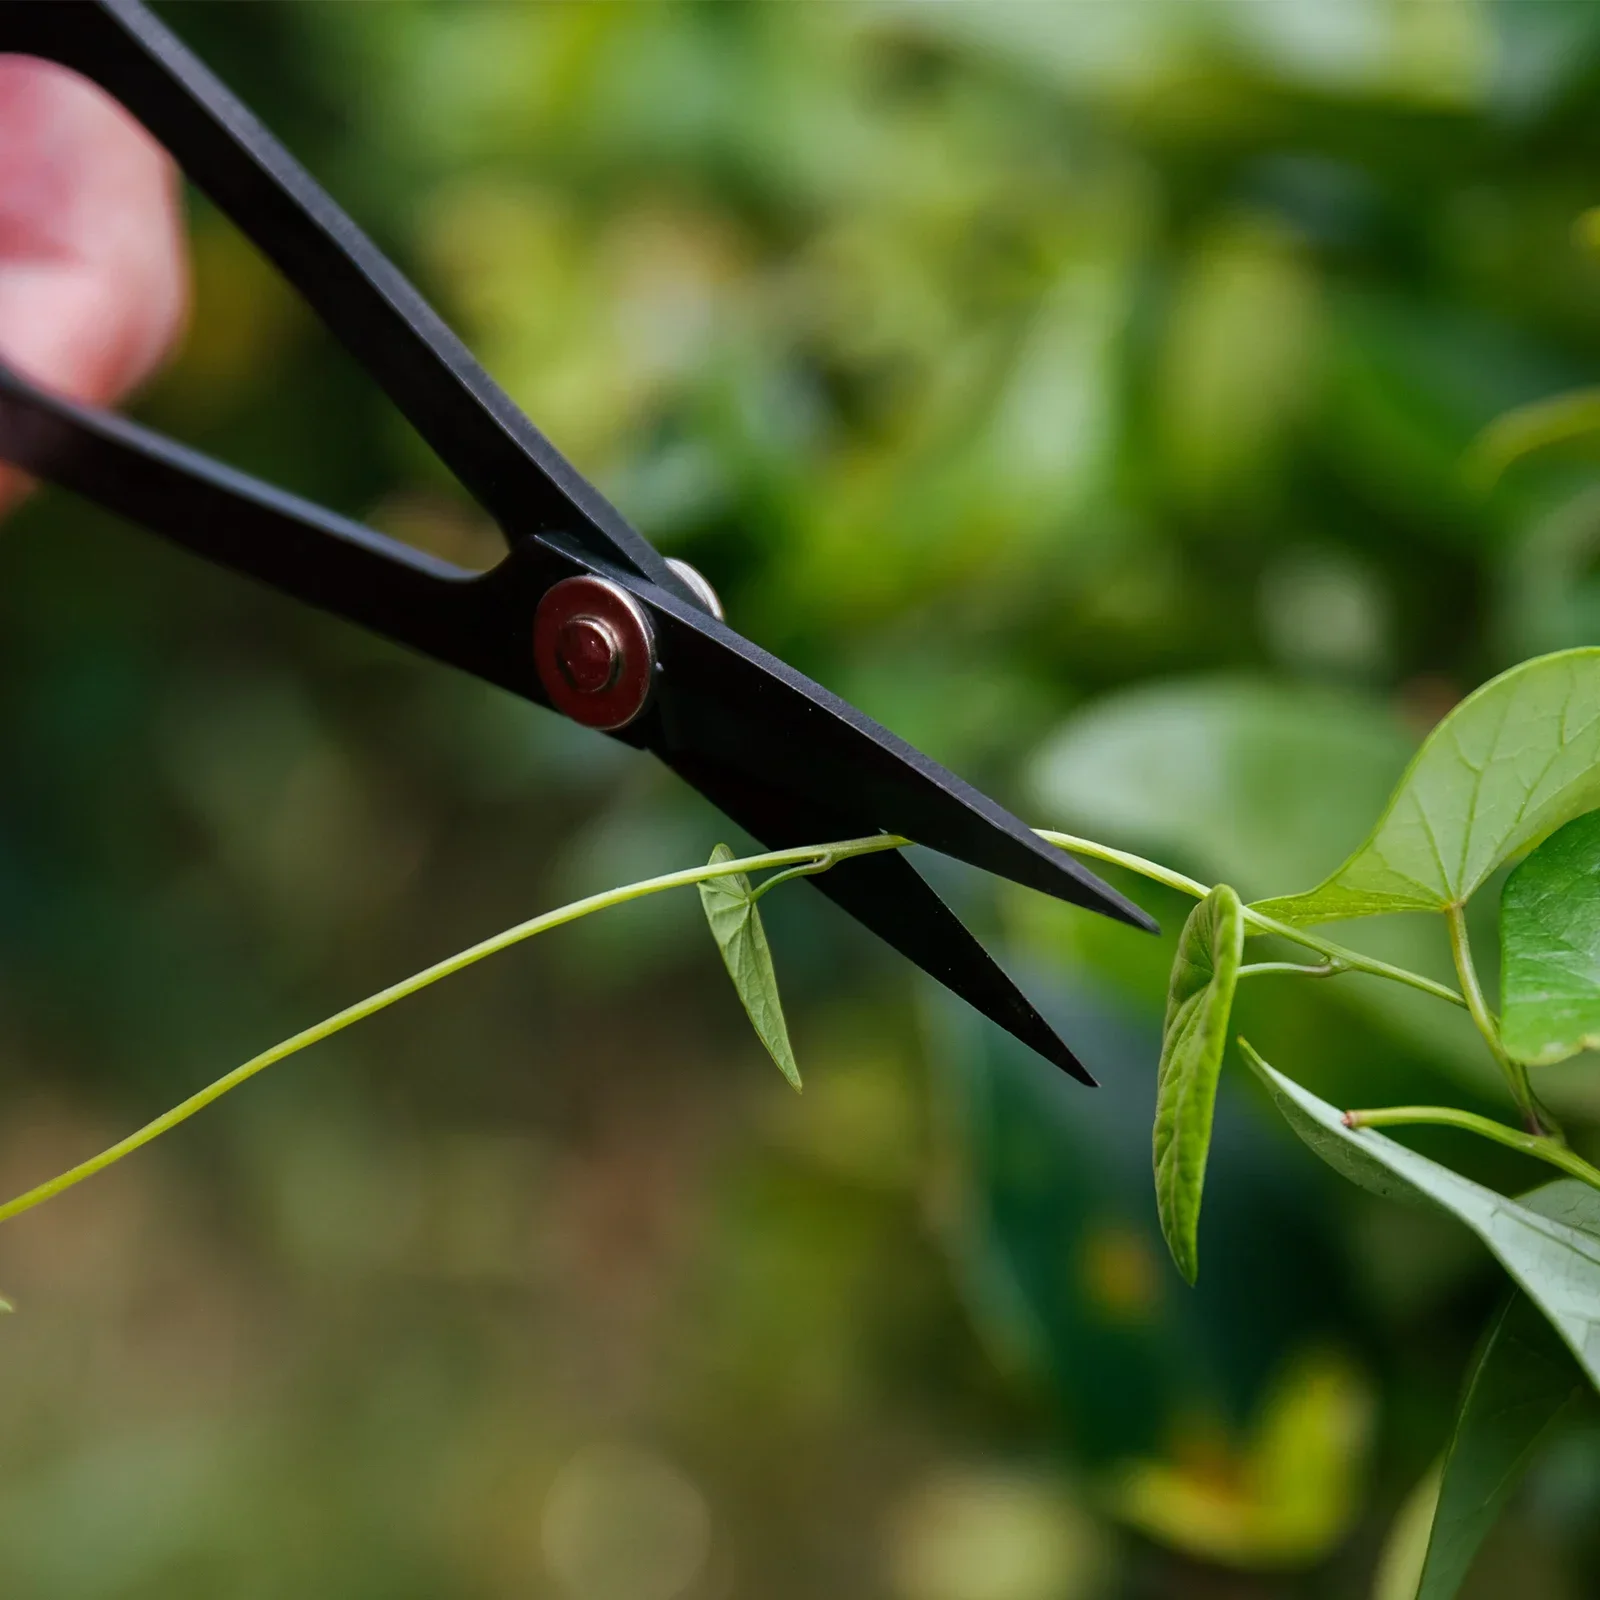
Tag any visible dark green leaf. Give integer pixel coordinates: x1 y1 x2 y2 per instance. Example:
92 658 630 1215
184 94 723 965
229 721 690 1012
1417 1284 1596 1600
699 844 801 1090
1500 809 1600 1066
1240 1043 1600 1386
1254 649 1600 926
1154 886 1245 1283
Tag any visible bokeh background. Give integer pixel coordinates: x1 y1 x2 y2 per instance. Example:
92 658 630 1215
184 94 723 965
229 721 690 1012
3 2 1600 1596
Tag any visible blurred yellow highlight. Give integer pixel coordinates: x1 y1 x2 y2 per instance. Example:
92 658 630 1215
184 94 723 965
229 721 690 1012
541 1441 712 1600
1078 1220 1161 1323
886 1466 1111 1600
1108 1350 1374 1569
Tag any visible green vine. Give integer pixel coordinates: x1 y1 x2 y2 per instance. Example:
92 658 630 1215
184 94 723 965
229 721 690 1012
4 812 1583 1236
0 833 904 1228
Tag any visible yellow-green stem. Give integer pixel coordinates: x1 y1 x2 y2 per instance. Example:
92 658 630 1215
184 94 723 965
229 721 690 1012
1444 904 1548 1136
1237 961 1342 980
0 822 1489 1232
1343 1104 1600 1193
0 833 905 1228
1037 830 1466 1009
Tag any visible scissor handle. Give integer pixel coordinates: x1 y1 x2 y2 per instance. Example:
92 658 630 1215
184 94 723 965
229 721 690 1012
0 0 691 600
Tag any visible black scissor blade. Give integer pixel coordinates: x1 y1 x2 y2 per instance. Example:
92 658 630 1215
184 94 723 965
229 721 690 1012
613 572 1157 936
664 752 1095 1083
0 1 1141 937
807 848 1095 1085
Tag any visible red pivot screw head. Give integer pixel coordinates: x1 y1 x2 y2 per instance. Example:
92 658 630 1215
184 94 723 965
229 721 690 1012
533 576 656 731
553 615 622 694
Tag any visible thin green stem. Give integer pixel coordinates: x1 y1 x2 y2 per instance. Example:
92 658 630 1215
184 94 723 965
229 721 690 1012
1445 904 1548 1136
1035 830 1210 901
1244 909 1465 1008
749 853 841 902
0 819 1494 1231
1037 830 1466 1009
1237 961 1343 980
1342 1104 1600 1193
0 833 905 1228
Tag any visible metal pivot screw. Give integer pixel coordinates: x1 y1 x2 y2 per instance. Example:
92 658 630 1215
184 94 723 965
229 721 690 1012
534 576 656 730
666 557 724 621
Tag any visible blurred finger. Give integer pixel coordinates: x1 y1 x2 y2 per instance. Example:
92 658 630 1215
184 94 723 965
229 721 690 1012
0 55 188 510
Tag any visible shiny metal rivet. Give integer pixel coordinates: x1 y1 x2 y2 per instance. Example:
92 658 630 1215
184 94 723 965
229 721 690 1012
534 576 656 730
666 557 724 621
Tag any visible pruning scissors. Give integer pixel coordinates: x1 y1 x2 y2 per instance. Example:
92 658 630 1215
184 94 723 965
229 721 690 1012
0 0 1155 1083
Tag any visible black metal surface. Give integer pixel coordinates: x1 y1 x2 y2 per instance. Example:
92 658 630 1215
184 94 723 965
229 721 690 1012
0 0 1158 1079
662 751 1099 1085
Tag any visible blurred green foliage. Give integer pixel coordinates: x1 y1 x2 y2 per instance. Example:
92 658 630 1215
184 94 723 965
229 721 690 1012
5 1 1600 1595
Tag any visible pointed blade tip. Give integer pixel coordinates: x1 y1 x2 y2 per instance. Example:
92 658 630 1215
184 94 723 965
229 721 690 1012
1018 1016 1098 1086
1058 1052 1099 1088
1106 892 1160 937
1029 833 1160 935
1061 866 1160 937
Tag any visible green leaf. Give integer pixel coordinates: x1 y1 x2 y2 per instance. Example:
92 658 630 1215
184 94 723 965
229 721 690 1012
1499 809 1600 1066
1027 677 1413 900
1253 649 1600 926
1416 1286 1596 1600
699 844 801 1091
1024 677 1495 1090
1465 388 1600 490
1154 885 1245 1283
1239 1041 1600 1387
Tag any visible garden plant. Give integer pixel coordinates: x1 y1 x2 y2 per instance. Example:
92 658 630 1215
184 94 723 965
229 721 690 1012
4 644 1600 1599
11 5 1600 1594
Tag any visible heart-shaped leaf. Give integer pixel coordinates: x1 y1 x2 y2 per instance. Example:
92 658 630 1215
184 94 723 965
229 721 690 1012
1240 1042 1600 1386
1417 1280 1598 1600
699 844 801 1090
1026 677 1414 901
1154 885 1245 1283
1254 649 1600 926
1500 809 1600 1066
